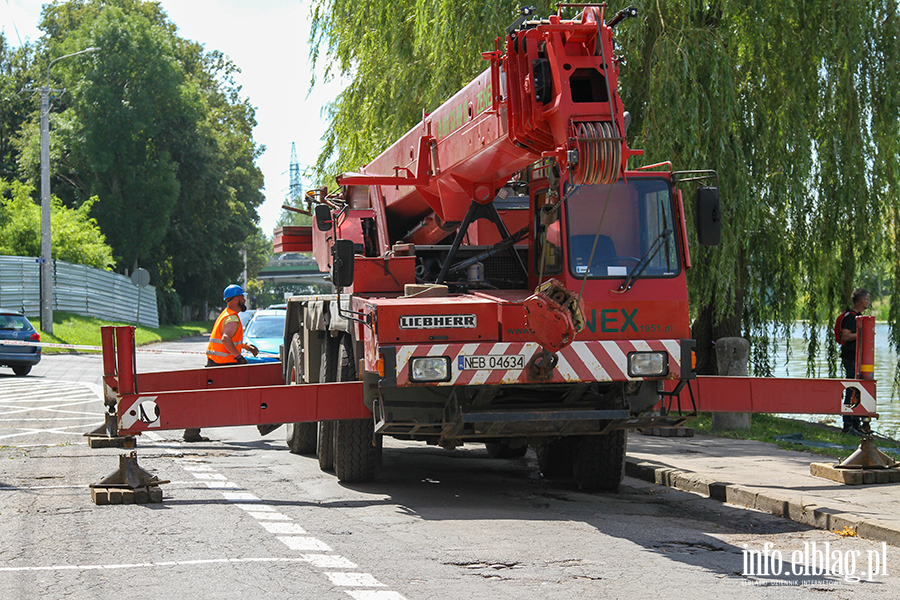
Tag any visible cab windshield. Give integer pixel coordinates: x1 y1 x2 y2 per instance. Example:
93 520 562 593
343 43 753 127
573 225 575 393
566 178 679 279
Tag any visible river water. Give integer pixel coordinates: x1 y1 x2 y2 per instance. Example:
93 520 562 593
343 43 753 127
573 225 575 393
765 322 900 437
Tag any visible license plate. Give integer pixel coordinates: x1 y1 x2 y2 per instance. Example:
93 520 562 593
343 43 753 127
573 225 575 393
458 354 526 370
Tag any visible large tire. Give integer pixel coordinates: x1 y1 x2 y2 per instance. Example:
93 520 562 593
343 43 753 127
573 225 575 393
572 430 627 491
12 365 31 377
320 332 339 382
333 334 381 482
537 437 575 479
285 333 316 454
334 418 381 483
314 333 342 471
317 421 335 471
485 442 528 459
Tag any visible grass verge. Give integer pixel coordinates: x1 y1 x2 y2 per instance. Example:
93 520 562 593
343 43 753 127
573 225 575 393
33 312 214 353
689 413 900 460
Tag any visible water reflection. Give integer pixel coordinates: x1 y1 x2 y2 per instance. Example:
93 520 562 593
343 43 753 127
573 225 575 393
767 323 899 438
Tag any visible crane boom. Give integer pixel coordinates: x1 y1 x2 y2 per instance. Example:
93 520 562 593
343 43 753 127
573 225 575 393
338 5 642 247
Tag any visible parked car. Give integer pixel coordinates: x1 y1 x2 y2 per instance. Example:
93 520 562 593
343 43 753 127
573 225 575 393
238 308 257 329
243 308 286 363
0 309 41 376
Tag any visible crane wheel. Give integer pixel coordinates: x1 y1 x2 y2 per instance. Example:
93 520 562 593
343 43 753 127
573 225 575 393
285 333 316 454
317 421 335 471
537 437 575 479
572 429 627 491
332 333 381 482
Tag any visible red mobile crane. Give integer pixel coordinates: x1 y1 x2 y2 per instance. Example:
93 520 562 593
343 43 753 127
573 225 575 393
100 4 877 492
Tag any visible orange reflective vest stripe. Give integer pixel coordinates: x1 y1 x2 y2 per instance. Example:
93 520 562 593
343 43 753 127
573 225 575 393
206 307 244 364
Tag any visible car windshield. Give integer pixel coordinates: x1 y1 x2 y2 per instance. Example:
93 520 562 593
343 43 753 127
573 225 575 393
565 178 679 278
0 315 32 331
245 316 284 339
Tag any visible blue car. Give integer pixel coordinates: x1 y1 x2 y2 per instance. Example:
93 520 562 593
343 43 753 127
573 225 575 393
0 309 42 376
243 308 286 363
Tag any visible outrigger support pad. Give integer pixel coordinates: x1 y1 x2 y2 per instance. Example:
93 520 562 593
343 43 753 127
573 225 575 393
84 411 136 449
89 451 169 505
836 435 900 470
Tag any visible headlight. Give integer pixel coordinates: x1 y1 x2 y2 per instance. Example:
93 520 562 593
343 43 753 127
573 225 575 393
628 352 668 378
410 357 451 382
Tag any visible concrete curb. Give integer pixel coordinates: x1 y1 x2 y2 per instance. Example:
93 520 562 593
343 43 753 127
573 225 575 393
625 457 900 546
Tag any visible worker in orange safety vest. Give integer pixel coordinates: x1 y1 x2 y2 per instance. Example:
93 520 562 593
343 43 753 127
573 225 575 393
206 284 259 366
184 284 259 442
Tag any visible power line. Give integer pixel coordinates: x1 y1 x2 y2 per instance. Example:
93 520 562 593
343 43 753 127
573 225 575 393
3 0 23 46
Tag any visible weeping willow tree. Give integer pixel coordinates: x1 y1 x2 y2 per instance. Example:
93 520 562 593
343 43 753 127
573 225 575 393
308 1 557 177
309 0 900 376
615 1 900 375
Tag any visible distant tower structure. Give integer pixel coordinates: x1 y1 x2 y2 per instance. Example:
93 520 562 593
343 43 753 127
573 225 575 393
289 142 302 203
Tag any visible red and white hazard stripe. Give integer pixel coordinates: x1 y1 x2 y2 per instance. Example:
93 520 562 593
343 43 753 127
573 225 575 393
394 339 684 386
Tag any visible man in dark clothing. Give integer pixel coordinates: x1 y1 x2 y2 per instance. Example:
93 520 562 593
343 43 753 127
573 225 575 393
840 288 870 435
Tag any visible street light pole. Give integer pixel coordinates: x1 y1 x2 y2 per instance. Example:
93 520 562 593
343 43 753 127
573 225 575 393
38 47 99 335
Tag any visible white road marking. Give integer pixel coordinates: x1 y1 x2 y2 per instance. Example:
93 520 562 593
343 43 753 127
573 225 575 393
326 573 385 587
0 417 103 422
0 485 85 490
259 522 307 535
203 481 242 489
246 512 291 520
221 492 260 502
0 394 97 403
0 380 114 447
167 451 406 597
191 473 227 480
233 503 276 512
345 592 408 600
0 422 105 440
299 555 357 569
0 387 97 402
0 399 100 416
278 536 332 552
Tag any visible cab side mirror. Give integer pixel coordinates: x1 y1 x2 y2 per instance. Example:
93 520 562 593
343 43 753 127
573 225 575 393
315 204 333 232
695 187 722 246
331 239 355 289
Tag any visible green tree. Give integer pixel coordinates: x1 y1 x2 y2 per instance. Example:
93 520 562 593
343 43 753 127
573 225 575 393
244 227 272 278
310 0 900 376
0 34 36 182
309 0 557 180
613 0 900 374
0 178 114 268
13 0 265 314
154 44 265 308
38 1 189 272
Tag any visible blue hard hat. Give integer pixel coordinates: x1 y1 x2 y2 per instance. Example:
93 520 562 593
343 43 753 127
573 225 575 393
223 284 245 301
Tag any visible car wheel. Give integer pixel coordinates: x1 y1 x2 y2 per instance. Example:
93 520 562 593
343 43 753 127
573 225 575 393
12 365 31 377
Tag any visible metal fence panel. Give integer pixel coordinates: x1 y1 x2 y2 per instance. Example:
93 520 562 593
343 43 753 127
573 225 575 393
0 256 40 315
0 255 158 327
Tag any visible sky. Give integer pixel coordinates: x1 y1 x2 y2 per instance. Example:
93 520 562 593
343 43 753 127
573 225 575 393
1 0 344 236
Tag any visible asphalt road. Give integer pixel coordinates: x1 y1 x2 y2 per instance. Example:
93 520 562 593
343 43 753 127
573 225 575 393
1 340 899 599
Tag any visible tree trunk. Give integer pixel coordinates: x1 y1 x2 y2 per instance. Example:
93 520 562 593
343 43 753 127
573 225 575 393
691 290 743 376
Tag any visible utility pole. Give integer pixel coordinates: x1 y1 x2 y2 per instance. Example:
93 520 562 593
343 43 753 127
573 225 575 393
241 246 248 288
34 47 99 334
